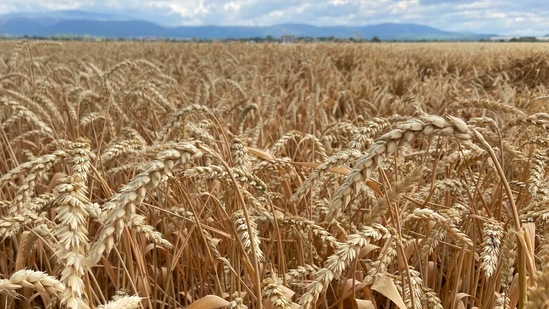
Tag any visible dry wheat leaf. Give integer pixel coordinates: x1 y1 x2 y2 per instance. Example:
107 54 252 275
20 139 39 150
247 146 275 161
454 292 471 309
264 300 275 309
359 244 380 259
278 284 295 299
426 261 437 287
371 274 407 309
522 223 537 275
15 231 31 270
508 274 519 309
335 277 370 307
342 278 362 295
355 299 375 309
185 295 230 309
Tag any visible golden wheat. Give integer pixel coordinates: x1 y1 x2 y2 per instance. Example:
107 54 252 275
2 40 549 308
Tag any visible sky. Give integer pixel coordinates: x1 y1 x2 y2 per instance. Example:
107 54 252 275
0 0 548 36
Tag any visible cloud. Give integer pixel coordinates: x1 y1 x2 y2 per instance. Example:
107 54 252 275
1 0 73 12
0 3 17 14
151 1 210 20
223 2 241 13
420 0 473 5
2 0 549 35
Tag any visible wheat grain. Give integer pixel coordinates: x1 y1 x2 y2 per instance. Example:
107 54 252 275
97 295 143 309
101 138 145 164
130 214 173 249
0 150 67 189
6 39 26 73
347 117 392 150
1 99 54 137
232 209 264 261
480 218 504 278
228 293 249 309
290 149 362 203
7 269 65 298
423 287 444 309
405 208 473 248
499 230 518 290
185 165 267 192
263 274 292 309
0 212 41 240
4 89 53 126
157 104 211 142
231 137 252 172
528 149 547 199
494 293 510 309
402 267 424 309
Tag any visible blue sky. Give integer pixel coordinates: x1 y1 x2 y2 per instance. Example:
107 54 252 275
1 0 548 35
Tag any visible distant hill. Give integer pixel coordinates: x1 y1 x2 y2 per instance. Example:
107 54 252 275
0 10 495 41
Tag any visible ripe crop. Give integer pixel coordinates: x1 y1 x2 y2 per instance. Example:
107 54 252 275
1 40 549 308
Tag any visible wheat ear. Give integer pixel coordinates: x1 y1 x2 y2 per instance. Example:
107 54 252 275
97 295 143 309
87 143 203 266
326 115 497 223
54 138 92 309
298 224 388 309
0 269 65 299
480 218 504 278
232 209 264 261
263 274 292 309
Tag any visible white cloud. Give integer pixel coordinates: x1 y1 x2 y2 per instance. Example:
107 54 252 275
223 2 241 12
0 3 17 14
1 0 84 11
151 1 209 18
268 10 284 17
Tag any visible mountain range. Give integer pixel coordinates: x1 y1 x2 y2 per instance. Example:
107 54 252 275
0 10 495 41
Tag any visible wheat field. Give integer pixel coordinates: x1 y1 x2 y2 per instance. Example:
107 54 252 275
1 40 549 308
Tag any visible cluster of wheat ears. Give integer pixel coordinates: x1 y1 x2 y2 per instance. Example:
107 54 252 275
2 40 549 308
